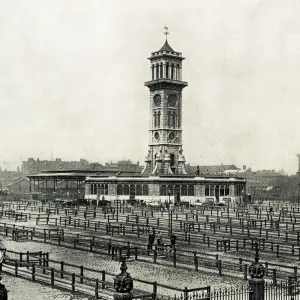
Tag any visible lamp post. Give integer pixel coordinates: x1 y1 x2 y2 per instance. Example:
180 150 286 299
113 257 133 300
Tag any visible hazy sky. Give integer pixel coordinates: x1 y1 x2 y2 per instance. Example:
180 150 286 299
1 0 300 174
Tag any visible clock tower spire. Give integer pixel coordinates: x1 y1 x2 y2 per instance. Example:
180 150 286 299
142 32 188 175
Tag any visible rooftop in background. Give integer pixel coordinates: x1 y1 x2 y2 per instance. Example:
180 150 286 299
186 164 239 175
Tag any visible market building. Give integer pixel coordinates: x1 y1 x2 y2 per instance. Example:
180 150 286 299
84 36 246 204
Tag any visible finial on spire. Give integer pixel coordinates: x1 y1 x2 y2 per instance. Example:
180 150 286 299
164 26 170 40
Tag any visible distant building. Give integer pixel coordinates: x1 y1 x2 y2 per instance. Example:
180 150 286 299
0 170 21 189
248 170 286 196
22 158 90 174
104 160 142 173
22 158 141 175
6 177 30 195
186 164 239 176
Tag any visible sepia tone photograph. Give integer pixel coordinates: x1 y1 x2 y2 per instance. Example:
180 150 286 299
0 0 300 299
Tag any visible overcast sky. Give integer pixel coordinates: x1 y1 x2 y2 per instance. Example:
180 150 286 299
1 0 300 174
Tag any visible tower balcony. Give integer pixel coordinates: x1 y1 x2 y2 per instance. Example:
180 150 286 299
144 79 188 90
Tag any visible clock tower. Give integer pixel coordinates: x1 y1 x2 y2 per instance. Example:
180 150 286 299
142 34 188 175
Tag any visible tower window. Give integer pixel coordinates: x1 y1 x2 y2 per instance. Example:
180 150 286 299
160 63 163 78
172 112 176 128
152 65 154 80
158 111 161 127
166 62 169 78
156 64 159 79
171 64 174 79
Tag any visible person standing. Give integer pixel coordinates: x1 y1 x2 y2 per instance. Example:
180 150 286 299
170 233 176 249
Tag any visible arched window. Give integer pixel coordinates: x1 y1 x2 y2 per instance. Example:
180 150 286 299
124 184 129 195
209 185 214 196
166 62 169 78
156 64 159 79
152 65 154 80
177 64 180 80
154 112 157 127
158 111 160 127
160 185 167 196
160 63 163 78
168 111 171 127
220 186 225 196
181 185 187 196
90 184 94 195
100 184 105 195
205 185 209 196
143 185 149 196
136 185 142 196
130 184 135 196
171 64 174 79
174 185 180 197
172 112 176 128
225 185 230 196
188 185 195 196
117 184 123 195
170 154 175 167
167 185 174 196
105 184 108 195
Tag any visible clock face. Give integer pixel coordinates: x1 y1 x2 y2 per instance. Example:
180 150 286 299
168 94 177 107
168 132 176 141
154 132 160 141
153 94 161 106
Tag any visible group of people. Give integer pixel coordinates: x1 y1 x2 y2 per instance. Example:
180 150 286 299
147 229 177 251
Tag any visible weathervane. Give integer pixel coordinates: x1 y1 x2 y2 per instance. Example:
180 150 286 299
164 26 170 40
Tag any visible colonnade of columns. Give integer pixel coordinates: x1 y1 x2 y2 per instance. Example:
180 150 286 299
152 63 182 81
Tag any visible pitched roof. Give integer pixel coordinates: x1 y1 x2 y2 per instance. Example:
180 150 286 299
254 170 284 177
159 40 175 52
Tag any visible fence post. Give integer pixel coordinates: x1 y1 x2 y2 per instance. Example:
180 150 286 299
102 270 106 289
51 268 55 287
239 258 243 272
194 252 198 272
218 260 222 276
80 265 84 284
244 264 248 280
32 264 35 282
60 261 64 279
152 281 157 300
72 273 75 292
173 249 177 268
95 279 99 300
